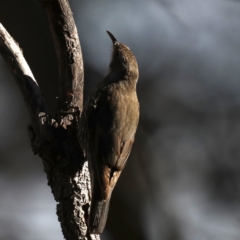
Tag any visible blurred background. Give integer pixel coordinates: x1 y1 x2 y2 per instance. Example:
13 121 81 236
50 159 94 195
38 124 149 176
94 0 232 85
1 0 240 239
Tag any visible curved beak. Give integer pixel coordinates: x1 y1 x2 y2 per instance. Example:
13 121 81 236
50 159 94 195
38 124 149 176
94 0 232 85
106 31 118 45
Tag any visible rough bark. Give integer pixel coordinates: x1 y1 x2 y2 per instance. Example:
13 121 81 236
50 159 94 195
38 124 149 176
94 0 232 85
0 1 99 239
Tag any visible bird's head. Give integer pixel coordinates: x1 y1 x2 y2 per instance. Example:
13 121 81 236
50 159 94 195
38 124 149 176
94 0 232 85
107 31 139 81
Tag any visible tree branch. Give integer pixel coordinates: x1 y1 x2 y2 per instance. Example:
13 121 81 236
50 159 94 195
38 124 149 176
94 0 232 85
0 23 48 138
42 0 84 123
0 1 98 238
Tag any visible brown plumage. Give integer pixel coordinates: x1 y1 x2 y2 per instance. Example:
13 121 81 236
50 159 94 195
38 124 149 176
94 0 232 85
79 31 139 234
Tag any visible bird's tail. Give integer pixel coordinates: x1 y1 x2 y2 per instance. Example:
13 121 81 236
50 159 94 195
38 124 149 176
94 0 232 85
88 193 111 234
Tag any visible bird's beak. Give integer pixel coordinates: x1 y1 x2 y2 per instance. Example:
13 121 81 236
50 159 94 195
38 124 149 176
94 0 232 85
106 31 118 45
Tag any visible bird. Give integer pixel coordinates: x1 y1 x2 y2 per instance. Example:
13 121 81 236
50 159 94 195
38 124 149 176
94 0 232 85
79 31 139 234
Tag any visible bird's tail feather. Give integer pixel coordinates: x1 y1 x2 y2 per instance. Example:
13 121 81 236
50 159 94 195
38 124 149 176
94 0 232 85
89 195 110 234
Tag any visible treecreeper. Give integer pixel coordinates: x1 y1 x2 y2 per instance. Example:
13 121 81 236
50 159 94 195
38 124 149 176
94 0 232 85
79 31 139 234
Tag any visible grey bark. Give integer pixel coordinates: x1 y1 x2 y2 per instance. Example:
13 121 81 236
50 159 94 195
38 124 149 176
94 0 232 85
0 1 99 239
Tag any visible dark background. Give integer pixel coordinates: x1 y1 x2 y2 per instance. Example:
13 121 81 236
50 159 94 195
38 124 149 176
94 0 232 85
1 0 240 240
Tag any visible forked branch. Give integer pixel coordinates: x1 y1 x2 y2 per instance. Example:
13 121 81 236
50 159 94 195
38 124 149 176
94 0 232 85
0 0 98 239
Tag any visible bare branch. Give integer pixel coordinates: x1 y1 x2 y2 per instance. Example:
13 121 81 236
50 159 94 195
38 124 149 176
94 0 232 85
0 3 98 240
42 0 84 118
0 23 48 138
39 1 99 240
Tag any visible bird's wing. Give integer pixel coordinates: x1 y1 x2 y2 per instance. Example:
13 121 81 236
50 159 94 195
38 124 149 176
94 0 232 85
107 132 134 170
92 126 134 201
81 85 134 200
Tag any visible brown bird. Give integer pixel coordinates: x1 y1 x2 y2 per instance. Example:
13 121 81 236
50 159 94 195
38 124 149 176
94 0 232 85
79 31 139 234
